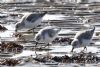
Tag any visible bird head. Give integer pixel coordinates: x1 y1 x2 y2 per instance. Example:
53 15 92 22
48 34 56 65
71 39 80 52
82 18 95 30
15 23 23 32
71 39 80 48
34 34 41 42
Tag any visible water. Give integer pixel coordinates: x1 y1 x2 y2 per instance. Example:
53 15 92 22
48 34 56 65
0 2 100 67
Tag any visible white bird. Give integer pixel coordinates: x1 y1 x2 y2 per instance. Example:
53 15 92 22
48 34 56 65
71 25 95 52
34 26 61 47
15 12 47 32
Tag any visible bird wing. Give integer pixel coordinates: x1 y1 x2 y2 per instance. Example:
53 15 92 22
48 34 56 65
47 29 56 38
26 13 45 23
75 30 93 43
41 29 56 40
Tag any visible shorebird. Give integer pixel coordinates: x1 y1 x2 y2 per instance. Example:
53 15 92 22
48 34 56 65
15 12 47 32
34 26 61 57
34 26 61 47
71 25 95 52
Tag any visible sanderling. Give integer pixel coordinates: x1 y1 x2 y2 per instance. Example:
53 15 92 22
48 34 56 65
34 26 61 47
71 25 95 52
15 12 47 32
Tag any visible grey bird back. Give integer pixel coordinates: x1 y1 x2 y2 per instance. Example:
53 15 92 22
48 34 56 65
76 26 95 41
26 12 46 23
41 29 56 39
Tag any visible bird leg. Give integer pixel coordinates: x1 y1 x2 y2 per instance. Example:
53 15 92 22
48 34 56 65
33 28 35 33
47 43 50 49
82 46 87 52
35 42 38 58
35 42 38 47
27 28 35 36
33 28 36 36
84 46 87 51
47 43 51 59
43 43 50 48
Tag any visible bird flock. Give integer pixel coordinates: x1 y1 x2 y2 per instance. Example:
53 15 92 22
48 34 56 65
15 11 95 54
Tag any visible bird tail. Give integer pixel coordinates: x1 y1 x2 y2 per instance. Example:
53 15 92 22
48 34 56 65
42 11 47 16
91 25 95 33
43 11 47 14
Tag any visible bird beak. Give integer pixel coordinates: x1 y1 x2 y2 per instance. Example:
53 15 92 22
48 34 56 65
15 29 17 32
71 47 74 52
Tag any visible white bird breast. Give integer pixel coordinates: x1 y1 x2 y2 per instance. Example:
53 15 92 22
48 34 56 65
35 33 55 44
43 32 58 44
75 39 91 48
